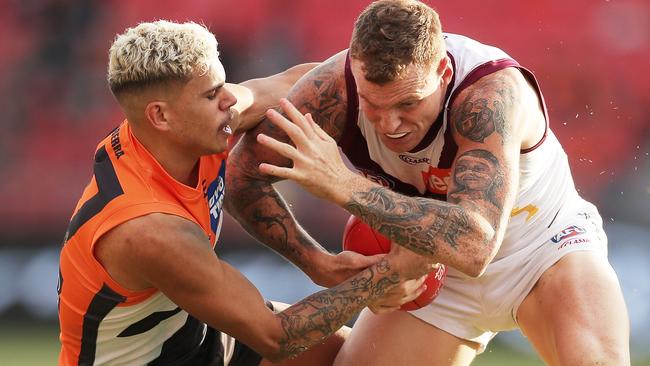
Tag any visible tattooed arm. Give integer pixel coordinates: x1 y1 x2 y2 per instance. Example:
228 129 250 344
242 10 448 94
226 51 375 287
95 211 431 363
259 68 543 277
226 62 320 134
346 69 531 276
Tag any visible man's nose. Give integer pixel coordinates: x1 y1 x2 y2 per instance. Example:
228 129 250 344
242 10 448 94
220 89 237 110
375 110 401 133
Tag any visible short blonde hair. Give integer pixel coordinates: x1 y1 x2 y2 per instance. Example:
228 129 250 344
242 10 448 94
107 20 218 95
350 0 445 84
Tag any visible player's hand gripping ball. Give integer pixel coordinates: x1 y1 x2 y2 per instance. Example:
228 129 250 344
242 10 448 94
342 215 447 310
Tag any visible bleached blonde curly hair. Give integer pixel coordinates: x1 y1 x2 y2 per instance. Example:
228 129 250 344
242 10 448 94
107 20 219 95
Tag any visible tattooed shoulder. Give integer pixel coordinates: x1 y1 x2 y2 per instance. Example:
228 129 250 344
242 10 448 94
288 52 349 140
449 69 520 144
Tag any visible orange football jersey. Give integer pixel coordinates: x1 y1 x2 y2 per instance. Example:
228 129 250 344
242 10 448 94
58 121 227 365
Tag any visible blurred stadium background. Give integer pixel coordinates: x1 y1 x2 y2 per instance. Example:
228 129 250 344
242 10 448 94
0 0 649 364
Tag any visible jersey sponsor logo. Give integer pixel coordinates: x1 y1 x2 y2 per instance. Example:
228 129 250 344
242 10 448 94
550 225 587 243
421 166 451 195
398 154 431 165
207 163 226 241
110 127 124 159
557 237 591 250
357 168 395 188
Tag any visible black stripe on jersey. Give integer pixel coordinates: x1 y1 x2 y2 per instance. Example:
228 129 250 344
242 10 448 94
57 269 63 311
148 315 218 366
117 307 182 337
64 146 124 243
78 284 126 366
547 208 561 228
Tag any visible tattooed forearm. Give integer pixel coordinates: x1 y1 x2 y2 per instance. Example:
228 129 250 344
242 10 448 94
225 154 325 271
344 187 474 257
276 258 398 358
343 150 507 262
229 179 325 270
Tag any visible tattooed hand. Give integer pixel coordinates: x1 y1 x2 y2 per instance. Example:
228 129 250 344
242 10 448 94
367 244 436 313
276 255 402 358
368 274 428 314
314 250 387 288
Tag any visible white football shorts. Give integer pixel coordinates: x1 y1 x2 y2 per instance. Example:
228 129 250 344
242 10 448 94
409 202 608 353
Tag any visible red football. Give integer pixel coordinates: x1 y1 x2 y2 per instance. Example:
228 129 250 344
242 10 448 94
342 215 447 311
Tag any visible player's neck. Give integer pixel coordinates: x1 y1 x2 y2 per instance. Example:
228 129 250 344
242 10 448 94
154 149 200 188
132 125 200 188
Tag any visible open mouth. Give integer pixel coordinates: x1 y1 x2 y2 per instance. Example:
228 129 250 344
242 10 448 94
222 124 232 135
219 111 235 135
385 132 408 139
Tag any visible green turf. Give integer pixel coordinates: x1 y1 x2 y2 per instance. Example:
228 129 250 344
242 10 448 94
0 323 60 366
0 324 543 366
1 323 647 365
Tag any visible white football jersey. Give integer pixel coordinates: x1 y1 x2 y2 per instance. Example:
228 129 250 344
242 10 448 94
340 33 592 263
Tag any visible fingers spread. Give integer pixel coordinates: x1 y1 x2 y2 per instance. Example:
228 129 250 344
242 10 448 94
278 98 318 140
259 163 296 180
257 133 301 161
305 112 331 141
265 108 309 149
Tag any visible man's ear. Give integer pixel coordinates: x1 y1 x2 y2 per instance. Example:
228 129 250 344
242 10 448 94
144 101 172 131
438 56 453 85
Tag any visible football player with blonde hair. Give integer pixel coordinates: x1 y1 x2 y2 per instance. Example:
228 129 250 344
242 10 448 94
58 20 430 366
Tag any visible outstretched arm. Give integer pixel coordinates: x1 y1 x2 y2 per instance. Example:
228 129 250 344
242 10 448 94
226 51 376 287
226 62 320 133
258 68 532 277
94 213 430 362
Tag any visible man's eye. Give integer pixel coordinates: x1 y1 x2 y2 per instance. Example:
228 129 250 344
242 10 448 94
399 100 418 109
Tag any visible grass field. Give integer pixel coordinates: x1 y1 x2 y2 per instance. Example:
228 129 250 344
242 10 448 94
0 323 540 366
1 320 543 366
1 321 646 365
